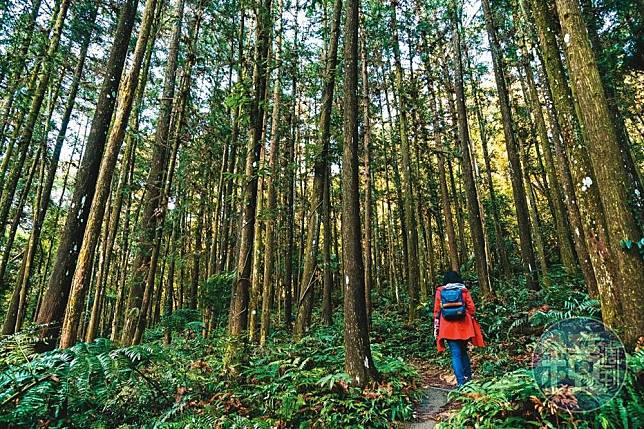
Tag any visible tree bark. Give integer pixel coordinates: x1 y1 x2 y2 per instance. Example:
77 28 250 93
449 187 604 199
0 147 41 334
449 1 492 296
259 0 284 346
517 35 577 274
389 4 421 321
59 0 161 348
360 21 373 320
224 0 273 366
527 0 600 298
341 0 378 386
34 0 139 350
481 0 538 289
293 0 342 339
555 0 644 349
125 0 204 345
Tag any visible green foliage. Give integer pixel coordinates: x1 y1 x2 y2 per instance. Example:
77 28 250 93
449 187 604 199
477 272 599 344
0 325 40 372
620 237 644 259
149 308 202 342
0 338 169 428
0 310 421 428
199 271 234 322
438 351 644 429
371 306 438 360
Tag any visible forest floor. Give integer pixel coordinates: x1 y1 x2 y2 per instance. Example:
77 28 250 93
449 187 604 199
1 278 642 428
400 359 460 428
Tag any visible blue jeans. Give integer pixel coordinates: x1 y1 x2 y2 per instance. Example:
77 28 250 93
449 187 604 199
446 340 472 386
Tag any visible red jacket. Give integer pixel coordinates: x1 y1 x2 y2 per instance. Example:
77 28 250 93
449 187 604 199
433 284 485 352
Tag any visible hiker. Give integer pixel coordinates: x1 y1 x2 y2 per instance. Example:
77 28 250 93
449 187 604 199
433 271 485 387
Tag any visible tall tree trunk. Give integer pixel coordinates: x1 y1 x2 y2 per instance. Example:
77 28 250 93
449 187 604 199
225 0 273 366
293 0 342 339
555 0 644 349
389 4 420 321
321 164 333 325
360 22 374 320
341 0 378 386
125 0 204 345
34 0 139 350
248 146 265 342
110 135 136 341
59 0 162 348
164 215 178 344
467 58 512 278
527 0 599 297
218 14 246 273
428 83 459 273
86 0 162 343
259 0 283 346
190 199 203 309
448 1 492 296
283 71 297 330
517 35 577 273
0 147 41 334
481 0 538 289
577 0 644 203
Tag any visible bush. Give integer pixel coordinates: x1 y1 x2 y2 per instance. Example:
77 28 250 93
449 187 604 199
438 351 644 429
0 310 421 428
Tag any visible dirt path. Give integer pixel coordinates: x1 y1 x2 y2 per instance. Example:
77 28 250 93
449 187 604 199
400 360 461 428
404 386 450 428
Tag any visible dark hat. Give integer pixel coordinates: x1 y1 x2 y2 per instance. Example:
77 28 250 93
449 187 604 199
443 271 463 284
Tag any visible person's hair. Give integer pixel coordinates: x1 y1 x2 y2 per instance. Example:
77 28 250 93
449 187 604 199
443 271 464 284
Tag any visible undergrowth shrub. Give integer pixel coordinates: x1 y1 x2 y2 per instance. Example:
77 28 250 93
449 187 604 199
0 338 171 428
438 350 644 429
0 310 421 428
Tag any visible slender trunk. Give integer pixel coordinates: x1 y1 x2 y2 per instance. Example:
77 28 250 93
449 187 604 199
449 1 492 296
360 26 374 319
341 0 378 385
430 85 459 272
190 200 203 309
481 0 537 289
164 216 178 344
527 0 600 298
124 0 203 346
0 147 41 334
225 0 273 366
88 1 161 343
35 0 139 350
293 0 342 339
59 0 161 348
467 60 512 278
321 164 333 325
248 146 265 341
389 4 420 320
259 0 284 346
283 81 296 330
517 36 577 273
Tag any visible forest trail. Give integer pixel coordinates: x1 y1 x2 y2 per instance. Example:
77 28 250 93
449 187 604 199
405 387 449 429
400 360 458 428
